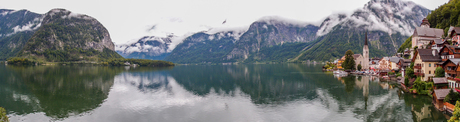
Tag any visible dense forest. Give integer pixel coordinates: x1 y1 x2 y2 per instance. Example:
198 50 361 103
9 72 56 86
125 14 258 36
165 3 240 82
427 0 460 36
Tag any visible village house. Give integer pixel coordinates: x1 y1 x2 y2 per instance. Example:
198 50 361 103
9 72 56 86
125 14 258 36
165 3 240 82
438 45 460 61
429 39 448 52
397 59 411 70
448 26 460 46
441 59 460 88
379 57 390 71
369 58 380 70
411 18 444 58
388 57 403 71
337 56 345 69
412 49 442 81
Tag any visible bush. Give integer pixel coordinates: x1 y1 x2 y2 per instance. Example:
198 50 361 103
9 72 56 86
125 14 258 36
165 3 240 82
450 101 460 122
412 77 433 95
0 107 8 122
7 57 37 66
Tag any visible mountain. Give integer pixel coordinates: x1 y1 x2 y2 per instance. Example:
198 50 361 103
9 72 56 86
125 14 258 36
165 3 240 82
0 9 43 60
17 8 122 62
165 18 319 63
165 30 245 63
116 36 173 60
163 0 430 63
296 0 430 61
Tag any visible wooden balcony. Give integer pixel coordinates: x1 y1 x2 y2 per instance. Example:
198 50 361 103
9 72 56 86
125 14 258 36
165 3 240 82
414 72 425 77
414 65 422 69
446 70 457 74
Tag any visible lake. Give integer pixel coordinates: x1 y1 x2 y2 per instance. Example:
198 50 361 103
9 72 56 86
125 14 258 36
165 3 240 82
0 64 448 122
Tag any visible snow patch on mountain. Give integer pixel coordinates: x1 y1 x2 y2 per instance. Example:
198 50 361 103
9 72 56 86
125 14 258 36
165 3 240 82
316 0 428 37
116 36 174 56
257 16 314 27
205 26 248 40
12 19 42 33
316 13 348 36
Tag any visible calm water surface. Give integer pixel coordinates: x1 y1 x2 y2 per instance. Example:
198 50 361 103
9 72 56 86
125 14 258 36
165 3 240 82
0 64 448 122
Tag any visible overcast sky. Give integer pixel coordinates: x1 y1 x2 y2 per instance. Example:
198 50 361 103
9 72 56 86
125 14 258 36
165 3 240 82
0 0 449 44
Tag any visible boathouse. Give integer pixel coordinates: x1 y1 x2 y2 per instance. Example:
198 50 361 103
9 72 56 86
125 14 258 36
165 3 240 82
433 89 450 111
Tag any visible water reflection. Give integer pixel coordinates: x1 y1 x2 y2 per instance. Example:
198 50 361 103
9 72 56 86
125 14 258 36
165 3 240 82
0 65 122 120
0 64 448 122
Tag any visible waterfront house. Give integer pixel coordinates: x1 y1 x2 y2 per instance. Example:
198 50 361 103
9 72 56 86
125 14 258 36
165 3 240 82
412 18 444 49
337 56 345 69
433 89 451 111
369 58 380 70
412 49 442 81
438 45 460 61
433 77 449 89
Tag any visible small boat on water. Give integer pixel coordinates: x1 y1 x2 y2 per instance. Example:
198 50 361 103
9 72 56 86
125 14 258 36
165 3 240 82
333 70 348 75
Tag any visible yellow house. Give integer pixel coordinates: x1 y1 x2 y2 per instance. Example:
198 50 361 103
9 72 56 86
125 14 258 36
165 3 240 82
412 49 442 81
337 56 345 69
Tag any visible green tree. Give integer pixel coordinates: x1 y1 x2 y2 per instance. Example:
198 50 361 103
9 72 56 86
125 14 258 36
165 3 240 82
0 107 8 122
445 89 460 104
411 77 433 95
435 67 445 77
357 64 362 71
341 50 356 70
405 67 415 78
449 101 460 122
404 77 409 86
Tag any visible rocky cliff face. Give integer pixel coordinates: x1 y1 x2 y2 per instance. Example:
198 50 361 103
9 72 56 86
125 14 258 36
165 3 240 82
0 9 43 60
226 18 319 61
17 8 121 62
116 36 173 60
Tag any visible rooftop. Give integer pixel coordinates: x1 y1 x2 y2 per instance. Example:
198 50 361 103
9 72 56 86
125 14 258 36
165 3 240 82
433 77 448 84
414 27 444 38
434 89 451 100
353 54 362 59
416 49 442 62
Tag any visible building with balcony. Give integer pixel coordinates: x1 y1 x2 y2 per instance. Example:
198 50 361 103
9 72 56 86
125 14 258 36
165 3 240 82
439 45 460 61
412 49 442 81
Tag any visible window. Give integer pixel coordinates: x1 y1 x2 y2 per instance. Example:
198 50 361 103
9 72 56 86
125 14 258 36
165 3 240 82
429 63 431 67
429 71 431 74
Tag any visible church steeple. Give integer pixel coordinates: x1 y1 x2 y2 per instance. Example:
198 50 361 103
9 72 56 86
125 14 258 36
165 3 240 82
365 31 368 46
362 31 369 70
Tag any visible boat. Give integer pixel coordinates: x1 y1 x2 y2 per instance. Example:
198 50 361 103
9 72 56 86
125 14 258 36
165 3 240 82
333 70 348 75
